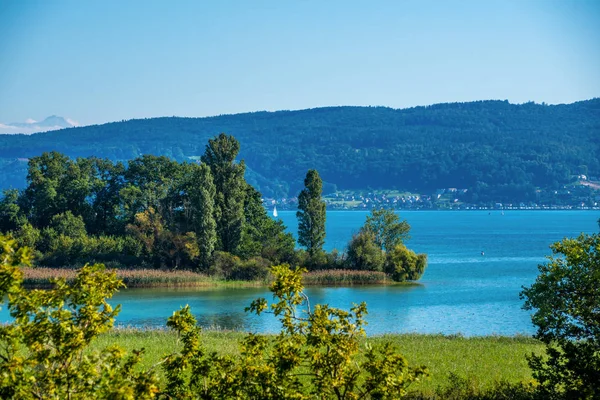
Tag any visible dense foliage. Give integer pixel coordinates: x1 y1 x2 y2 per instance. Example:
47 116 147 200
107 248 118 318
297 169 327 257
0 135 294 277
0 235 159 399
521 232 600 399
1 100 599 202
0 236 428 399
201 133 246 253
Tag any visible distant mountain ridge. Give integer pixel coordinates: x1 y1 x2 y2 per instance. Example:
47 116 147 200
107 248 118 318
0 115 77 134
0 99 599 202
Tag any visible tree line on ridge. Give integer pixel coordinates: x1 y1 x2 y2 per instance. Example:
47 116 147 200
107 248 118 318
0 99 598 202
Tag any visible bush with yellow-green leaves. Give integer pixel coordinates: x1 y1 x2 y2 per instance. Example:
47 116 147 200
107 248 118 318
0 235 159 399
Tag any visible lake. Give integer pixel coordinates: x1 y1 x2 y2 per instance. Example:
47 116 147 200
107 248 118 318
3 211 599 336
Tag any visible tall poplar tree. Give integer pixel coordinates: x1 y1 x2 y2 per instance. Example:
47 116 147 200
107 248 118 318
189 163 217 268
201 133 246 253
297 169 326 257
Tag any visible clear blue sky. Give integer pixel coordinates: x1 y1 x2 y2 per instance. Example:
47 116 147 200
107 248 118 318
0 0 599 126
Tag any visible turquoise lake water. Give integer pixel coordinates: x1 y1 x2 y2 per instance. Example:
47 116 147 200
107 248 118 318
2 210 599 336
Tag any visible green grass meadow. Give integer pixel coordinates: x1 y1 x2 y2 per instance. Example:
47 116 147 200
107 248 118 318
92 330 544 396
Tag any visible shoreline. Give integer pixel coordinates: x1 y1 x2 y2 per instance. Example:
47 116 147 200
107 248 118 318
20 267 406 289
274 207 600 211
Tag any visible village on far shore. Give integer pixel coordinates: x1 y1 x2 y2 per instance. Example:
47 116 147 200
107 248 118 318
264 176 600 211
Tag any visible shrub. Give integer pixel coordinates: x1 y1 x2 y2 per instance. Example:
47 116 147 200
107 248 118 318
49 210 87 239
208 250 241 278
37 234 145 267
385 244 428 282
0 235 158 399
346 231 386 271
229 257 271 281
304 249 329 271
14 222 41 250
325 248 346 269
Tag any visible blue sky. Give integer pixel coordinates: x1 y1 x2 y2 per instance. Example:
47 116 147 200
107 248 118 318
0 0 598 128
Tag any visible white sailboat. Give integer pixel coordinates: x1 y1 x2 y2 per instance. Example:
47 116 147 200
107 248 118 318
273 205 278 218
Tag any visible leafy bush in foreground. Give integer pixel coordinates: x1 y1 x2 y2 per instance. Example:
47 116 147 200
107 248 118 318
163 264 429 399
0 235 158 399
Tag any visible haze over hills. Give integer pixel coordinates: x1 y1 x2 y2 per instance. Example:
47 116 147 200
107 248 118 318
0 99 599 203
0 115 79 134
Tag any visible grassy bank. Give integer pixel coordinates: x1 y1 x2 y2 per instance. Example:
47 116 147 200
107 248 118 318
92 330 544 396
21 267 398 288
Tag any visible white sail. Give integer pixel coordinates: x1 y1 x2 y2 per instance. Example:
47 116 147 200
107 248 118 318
273 206 278 217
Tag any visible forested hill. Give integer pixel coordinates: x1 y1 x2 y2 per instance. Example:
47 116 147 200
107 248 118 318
1 99 599 201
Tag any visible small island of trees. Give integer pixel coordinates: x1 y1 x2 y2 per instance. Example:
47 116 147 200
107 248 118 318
0 133 427 285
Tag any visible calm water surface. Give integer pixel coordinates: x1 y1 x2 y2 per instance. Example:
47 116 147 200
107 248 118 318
3 211 599 336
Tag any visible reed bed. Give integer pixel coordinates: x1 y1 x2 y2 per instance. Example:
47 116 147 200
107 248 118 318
23 268 393 289
22 268 395 288
20 268 80 288
20 268 263 288
303 269 388 285
118 269 216 287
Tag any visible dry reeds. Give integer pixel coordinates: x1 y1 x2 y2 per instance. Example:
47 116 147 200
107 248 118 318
303 269 388 285
21 267 220 288
21 267 391 288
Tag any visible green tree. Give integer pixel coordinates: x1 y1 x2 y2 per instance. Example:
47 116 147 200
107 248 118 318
61 157 105 228
14 222 41 251
121 154 184 228
239 184 295 263
188 163 217 268
20 151 72 227
297 169 326 257
126 207 198 269
87 157 126 236
346 210 426 281
346 231 386 271
362 208 410 251
0 189 26 233
201 133 246 253
18 153 112 232
49 210 87 239
521 233 600 399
